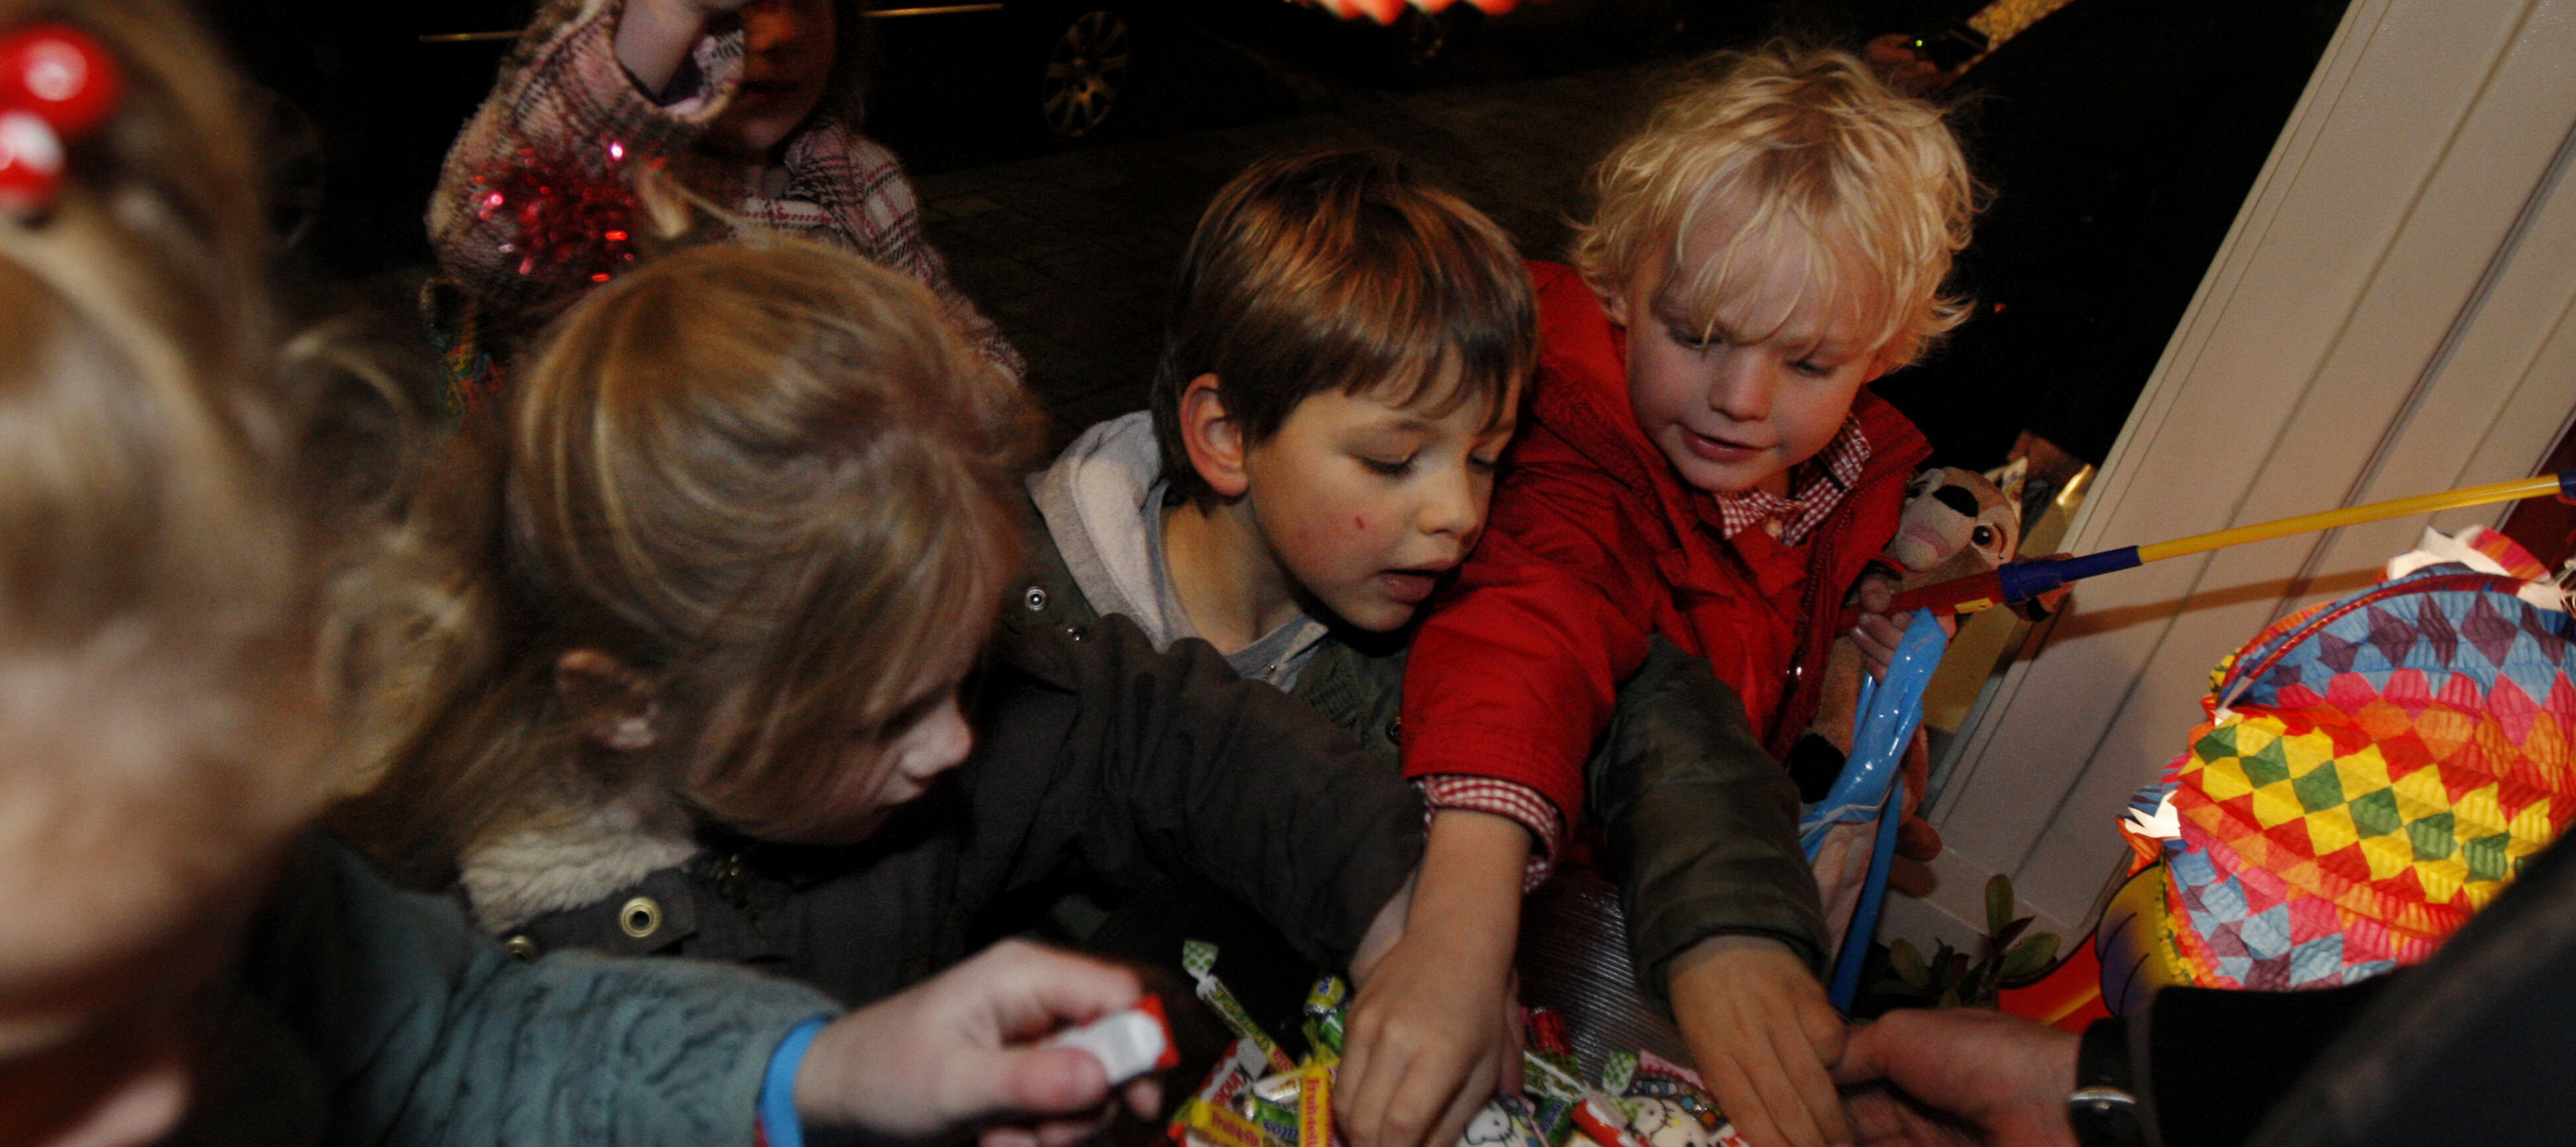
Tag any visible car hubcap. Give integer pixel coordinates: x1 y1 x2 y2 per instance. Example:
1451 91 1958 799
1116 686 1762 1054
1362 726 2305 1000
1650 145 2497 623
1042 9 1130 139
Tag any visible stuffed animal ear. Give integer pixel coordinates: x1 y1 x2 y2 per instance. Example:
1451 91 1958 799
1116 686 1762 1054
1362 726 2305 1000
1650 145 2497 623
1990 456 2030 509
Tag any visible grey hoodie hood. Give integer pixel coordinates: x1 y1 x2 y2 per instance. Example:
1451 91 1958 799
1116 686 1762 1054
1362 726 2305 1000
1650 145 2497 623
1027 412 1187 647
1028 411 1327 688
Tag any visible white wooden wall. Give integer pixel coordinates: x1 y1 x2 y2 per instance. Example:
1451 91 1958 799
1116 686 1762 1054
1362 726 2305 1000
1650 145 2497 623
1885 0 2576 949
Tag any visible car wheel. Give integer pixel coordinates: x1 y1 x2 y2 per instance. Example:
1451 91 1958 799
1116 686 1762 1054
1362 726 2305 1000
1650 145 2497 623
1037 5 1133 140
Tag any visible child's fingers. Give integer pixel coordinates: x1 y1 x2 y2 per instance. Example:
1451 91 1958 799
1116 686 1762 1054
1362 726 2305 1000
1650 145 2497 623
1858 575 1897 614
983 1046 1114 1117
1422 1059 1500 1147
968 939 1143 1041
1701 1050 1796 1147
1854 615 1903 678
1333 1018 1404 1147
1121 1076 1163 1121
1028 1103 1122 1147
1767 1018 1852 1147
1383 1040 1494 1147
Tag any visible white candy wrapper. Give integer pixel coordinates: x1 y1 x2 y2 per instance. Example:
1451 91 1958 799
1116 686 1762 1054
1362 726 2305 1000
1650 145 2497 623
1044 995 1178 1085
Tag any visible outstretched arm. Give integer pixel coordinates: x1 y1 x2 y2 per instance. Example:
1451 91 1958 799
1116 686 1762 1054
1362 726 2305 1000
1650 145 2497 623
1337 810 1528 1147
258 838 1165 1146
1591 639 1838 1147
796 939 1162 1147
427 0 745 312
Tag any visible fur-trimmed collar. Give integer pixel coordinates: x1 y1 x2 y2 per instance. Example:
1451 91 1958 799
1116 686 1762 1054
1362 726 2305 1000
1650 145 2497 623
459 783 702 934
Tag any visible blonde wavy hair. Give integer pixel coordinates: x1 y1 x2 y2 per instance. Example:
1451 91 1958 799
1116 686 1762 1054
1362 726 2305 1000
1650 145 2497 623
343 239 1037 884
1571 44 1975 367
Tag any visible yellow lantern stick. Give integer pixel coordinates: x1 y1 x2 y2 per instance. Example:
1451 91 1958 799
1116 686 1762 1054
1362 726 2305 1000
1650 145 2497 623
1891 472 2575 617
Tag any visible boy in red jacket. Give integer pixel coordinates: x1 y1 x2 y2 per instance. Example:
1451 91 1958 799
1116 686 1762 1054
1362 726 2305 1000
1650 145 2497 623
1392 46 1975 1147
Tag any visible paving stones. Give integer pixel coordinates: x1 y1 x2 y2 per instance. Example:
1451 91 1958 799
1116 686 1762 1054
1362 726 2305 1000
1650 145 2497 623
919 64 1653 448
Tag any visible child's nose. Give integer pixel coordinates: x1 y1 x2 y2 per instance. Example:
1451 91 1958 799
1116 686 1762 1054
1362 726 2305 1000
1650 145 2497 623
1705 354 1775 422
740 2 809 51
1418 464 1483 538
899 699 975 781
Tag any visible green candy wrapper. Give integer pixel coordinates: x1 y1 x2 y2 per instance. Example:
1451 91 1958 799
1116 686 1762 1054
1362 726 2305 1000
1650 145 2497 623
1598 1052 1638 1096
1238 1094 1298 1143
1182 941 1298 1075
1302 975 1349 1061
1522 1049 1587 1103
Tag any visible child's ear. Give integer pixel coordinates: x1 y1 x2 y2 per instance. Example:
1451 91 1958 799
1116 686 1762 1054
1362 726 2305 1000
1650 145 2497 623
1597 280 1634 329
1176 373 1251 499
1863 355 1893 384
555 649 661 752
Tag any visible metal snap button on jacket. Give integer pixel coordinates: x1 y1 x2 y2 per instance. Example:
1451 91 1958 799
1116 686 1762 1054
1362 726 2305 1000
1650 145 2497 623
618 896 663 939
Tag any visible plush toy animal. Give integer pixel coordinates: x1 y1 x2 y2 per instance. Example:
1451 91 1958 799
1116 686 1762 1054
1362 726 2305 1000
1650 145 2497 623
1788 467 2021 861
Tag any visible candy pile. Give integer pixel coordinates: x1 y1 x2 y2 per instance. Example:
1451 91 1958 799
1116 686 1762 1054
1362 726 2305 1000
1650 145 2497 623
1168 942 1749 1147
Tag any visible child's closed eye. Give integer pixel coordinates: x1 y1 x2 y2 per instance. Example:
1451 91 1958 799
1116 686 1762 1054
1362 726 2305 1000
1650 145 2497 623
1361 455 1417 477
1666 326 1720 352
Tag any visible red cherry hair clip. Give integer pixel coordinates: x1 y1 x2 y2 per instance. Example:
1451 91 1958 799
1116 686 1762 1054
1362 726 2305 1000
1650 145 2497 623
0 23 121 220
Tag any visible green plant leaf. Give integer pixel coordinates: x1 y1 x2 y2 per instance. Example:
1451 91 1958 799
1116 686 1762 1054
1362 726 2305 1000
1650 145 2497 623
1992 916 2033 953
1999 933 2062 983
1889 938 1927 987
1937 986 1962 1010
1940 949 1972 991
1986 874 2015 937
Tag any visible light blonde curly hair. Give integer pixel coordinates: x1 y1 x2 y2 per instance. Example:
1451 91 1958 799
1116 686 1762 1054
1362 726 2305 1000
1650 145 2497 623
1571 44 1975 367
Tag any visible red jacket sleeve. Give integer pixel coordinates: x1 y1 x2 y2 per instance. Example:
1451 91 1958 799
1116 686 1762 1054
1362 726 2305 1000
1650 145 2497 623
1400 424 1665 829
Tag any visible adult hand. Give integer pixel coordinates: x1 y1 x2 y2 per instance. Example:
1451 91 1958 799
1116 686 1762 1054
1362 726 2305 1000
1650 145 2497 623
794 939 1162 1147
1337 810 1527 1147
1667 939 1848 1147
1834 1008 2079 1147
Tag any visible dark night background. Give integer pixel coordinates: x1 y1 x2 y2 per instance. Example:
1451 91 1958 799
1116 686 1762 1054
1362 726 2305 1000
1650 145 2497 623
194 0 2349 463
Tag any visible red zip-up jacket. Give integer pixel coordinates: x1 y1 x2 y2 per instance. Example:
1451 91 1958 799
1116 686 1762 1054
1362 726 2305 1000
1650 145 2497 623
1400 261 1931 827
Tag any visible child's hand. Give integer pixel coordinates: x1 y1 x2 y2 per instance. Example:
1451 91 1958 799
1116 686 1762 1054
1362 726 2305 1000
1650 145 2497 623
1667 938 1850 1147
615 0 759 93
1337 811 1529 1147
794 939 1162 1147
1850 574 1957 681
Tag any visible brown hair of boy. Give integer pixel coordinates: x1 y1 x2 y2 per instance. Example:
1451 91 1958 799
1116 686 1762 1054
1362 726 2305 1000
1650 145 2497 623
343 239 1037 885
1150 147 1536 507
1571 44 1975 369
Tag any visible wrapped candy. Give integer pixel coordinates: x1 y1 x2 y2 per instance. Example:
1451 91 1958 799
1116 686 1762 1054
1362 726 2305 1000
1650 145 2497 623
1168 947 1753 1147
1184 941 1300 1076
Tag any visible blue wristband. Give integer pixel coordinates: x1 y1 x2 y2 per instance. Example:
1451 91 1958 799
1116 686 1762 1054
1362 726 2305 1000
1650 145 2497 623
760 1015 834 1147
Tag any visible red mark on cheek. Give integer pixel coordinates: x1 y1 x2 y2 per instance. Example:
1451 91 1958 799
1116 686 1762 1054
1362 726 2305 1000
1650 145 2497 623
1354 516 1368 532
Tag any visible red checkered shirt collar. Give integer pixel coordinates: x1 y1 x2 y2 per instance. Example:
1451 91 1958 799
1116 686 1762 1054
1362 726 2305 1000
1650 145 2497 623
1708 417 1873 544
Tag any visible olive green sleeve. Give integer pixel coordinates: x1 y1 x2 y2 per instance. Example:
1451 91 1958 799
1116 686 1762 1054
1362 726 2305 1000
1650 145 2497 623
1589 638 1827 1011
